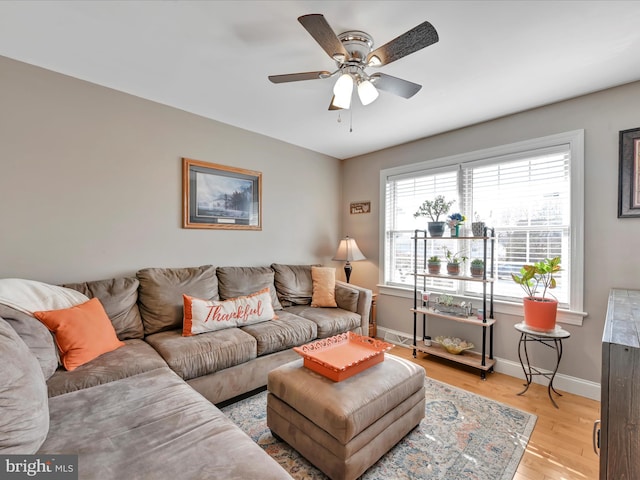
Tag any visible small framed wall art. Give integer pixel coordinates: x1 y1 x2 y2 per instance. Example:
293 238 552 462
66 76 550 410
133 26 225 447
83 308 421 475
350 201 371 214
618 127 640 218
182 158 262 230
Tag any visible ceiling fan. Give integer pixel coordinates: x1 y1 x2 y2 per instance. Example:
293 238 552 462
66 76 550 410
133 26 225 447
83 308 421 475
268 14 439 110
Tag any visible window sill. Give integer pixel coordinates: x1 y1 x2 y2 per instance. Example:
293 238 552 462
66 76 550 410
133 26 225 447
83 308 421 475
377 284 586 326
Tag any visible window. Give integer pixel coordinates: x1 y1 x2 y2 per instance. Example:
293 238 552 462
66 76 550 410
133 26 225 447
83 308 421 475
380 130 584 322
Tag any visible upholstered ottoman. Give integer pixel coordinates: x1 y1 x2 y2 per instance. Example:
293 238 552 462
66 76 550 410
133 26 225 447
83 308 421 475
267 354 425 480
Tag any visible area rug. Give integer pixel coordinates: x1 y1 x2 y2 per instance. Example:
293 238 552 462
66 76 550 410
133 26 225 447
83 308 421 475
221 377 537 480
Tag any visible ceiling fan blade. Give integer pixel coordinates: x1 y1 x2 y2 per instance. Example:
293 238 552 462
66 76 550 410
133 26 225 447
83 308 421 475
298 14 349 61
268 71 331 83
370 73 422 98
367 21 438 67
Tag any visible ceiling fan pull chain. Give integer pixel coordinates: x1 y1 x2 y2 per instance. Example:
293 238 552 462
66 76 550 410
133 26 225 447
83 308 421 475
350 108 353 133
337 112 342 123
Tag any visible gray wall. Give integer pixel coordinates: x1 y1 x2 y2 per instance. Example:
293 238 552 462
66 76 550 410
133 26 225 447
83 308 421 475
0 56 342 284
341 80 640 384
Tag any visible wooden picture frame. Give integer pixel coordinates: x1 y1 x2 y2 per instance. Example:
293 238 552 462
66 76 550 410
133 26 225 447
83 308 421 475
618 128 640 218
182 158 262 230
350 201 371 214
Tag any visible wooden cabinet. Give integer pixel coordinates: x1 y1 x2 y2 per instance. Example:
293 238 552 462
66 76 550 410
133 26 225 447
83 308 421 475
599 289 640 479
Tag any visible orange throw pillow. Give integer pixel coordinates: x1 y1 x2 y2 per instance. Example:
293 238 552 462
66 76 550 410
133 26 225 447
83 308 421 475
311 266 338 308
33 297 125 371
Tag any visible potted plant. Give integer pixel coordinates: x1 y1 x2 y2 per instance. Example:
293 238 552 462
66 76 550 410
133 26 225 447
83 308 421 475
471 213 486 237
413 195 455 237
470 258 485 278
427 255 442 274
447 212 466 237
444 247 467 275
511 256 561 332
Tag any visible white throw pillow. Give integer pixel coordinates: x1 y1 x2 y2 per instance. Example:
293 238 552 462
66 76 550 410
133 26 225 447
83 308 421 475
0 278 89 315
182 287 276 336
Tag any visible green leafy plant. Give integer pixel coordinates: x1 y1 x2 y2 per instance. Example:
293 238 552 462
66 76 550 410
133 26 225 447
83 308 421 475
470 258 484 267
437 294 454 306
443 247 467 265
413 195 455 222
511 257 561 300
428 255 441 263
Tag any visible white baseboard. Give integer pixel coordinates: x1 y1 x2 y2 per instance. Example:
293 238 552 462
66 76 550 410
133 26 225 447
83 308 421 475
377 326 601 401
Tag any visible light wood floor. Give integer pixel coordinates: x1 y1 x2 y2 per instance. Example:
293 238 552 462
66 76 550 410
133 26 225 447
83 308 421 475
391 345 601 480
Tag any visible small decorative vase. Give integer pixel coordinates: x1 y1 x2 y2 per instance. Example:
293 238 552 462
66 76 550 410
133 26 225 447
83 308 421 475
472 222 486 237
450 225 460 237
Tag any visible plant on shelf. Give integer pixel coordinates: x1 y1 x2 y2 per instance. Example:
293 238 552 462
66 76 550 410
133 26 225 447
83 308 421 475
446 212 466 237
470 258 485 278
471 212 486 237
427 255 442 274
443 247 467 275
511 256 561 332
413 195 455 237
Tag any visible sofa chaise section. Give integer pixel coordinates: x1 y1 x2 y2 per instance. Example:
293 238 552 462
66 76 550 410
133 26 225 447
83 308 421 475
39 366 292 480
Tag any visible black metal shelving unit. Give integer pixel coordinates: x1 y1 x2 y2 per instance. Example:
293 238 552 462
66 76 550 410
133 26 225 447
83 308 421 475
411 227 496 379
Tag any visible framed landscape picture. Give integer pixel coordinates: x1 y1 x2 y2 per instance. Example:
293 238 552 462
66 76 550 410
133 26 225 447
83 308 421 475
618 127 640 218
182 158 262 230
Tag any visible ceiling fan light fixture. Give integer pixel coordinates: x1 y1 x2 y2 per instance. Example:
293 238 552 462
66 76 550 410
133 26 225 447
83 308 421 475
333 73 353 109
357 79 379 105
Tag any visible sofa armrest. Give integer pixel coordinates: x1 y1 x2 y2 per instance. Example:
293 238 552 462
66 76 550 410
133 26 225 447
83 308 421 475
335 280 372 335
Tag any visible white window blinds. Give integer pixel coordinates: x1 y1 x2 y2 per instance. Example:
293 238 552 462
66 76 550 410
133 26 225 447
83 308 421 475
383 144 572 306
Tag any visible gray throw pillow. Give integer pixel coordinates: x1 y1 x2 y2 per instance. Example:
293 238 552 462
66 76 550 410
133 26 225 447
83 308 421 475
0 317 49 453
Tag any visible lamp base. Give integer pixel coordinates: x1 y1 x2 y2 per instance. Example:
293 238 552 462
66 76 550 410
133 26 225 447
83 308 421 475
344 262 352 284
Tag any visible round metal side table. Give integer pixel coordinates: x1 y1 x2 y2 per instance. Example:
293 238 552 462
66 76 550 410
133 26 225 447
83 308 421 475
514 322 570 408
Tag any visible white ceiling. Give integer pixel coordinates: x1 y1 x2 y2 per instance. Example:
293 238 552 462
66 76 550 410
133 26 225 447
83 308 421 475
2 1 640 159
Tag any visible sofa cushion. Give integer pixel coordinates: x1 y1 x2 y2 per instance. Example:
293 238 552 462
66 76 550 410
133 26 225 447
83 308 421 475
271 264 318 307
283 305 361 339
311 266 338 308
240 310 317 356
63 276 144 340
145 328 257 381
0 304 59 380
39 367 293 480
137 265 219 335
46 339 168 397
183 288 276 336
0 317 49 454
34 298 125 371
335 282 360 313
217 266 283 310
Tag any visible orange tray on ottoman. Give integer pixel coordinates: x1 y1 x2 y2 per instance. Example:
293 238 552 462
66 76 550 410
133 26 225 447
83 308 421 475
293 332 393 382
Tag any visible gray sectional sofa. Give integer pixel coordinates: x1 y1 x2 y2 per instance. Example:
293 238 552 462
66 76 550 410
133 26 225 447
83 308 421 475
0 264 373 479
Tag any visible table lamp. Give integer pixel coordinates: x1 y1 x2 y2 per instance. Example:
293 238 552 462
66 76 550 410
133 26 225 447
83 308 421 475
332 236 366 283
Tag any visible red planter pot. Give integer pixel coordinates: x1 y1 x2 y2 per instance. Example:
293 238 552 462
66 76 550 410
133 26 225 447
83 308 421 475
523 297 558 332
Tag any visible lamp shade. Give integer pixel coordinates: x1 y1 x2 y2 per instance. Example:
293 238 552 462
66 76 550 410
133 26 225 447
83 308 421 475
332 73 353 109
357 80 379 106
332 237 366 262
